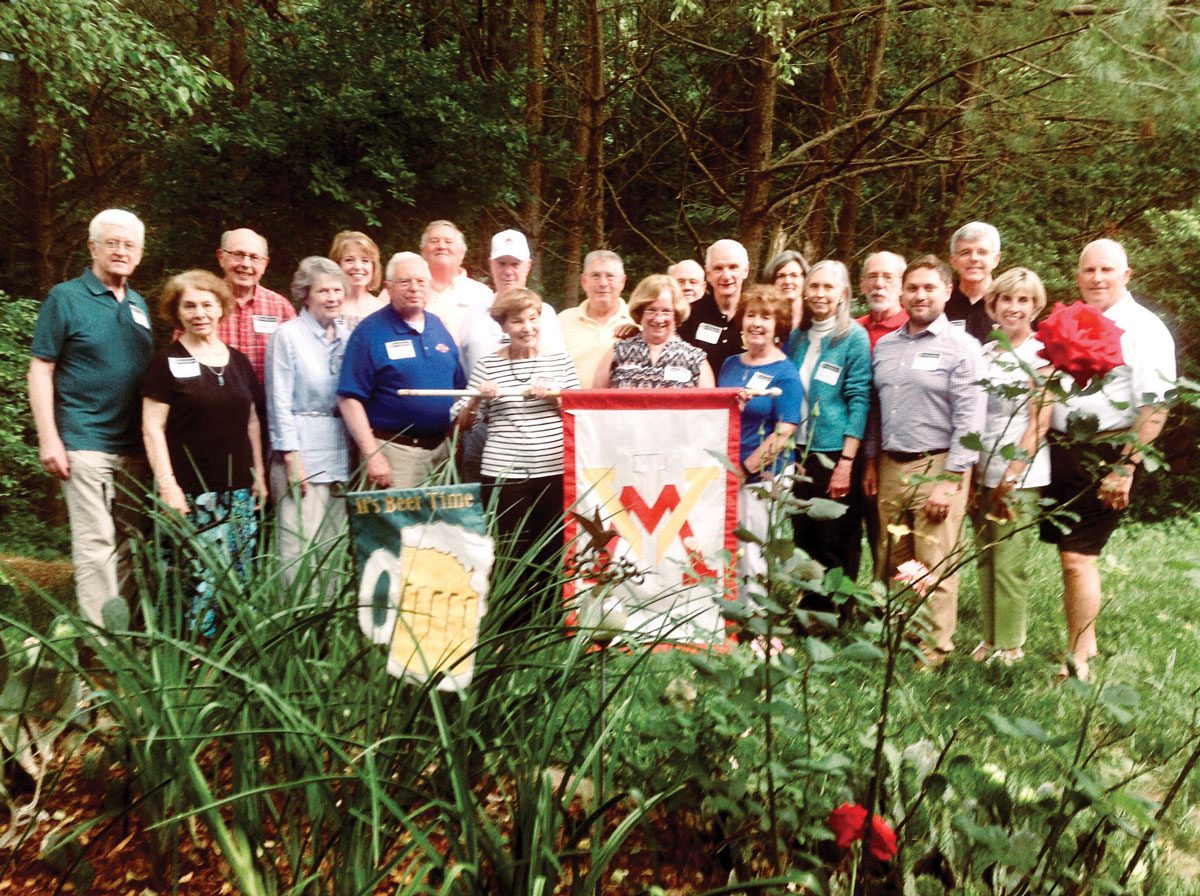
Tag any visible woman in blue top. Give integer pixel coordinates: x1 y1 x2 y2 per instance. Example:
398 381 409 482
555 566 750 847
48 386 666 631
718 285 802 600
785 260 873 595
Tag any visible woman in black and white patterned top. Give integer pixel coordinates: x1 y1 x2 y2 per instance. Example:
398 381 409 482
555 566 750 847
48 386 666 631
453 288 580 625
593 275 715 389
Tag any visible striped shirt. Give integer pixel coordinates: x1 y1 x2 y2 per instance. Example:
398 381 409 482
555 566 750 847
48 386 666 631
457 352 581 479
869 315 986 473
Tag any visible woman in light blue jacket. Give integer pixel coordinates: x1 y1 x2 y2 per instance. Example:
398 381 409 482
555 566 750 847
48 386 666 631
785 260 873 595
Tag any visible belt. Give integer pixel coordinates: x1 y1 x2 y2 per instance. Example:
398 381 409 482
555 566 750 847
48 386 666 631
298 410 340 418
372 429 445 450
883 449 948 464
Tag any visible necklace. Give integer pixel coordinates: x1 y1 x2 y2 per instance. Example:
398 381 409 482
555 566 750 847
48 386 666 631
201 362 227 386
506 355 536 384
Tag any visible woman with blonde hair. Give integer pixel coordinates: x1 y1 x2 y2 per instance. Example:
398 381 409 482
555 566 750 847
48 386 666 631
329 230 387 327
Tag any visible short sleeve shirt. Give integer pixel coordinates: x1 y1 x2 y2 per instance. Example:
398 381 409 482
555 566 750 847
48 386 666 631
30 269 154 453
141 342 260 494
337 306 466 436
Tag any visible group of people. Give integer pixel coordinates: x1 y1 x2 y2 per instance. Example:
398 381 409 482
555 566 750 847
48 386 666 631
29 210 1176 680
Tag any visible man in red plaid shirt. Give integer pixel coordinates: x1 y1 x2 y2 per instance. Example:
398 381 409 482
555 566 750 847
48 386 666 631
215 228 296 384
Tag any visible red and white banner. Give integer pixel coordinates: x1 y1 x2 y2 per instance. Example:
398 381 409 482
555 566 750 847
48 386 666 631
562 389 740 644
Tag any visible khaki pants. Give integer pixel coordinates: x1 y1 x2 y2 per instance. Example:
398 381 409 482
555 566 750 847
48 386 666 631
876 454 971 653
378 439 450 489
61 451 147 630
272 462 348 595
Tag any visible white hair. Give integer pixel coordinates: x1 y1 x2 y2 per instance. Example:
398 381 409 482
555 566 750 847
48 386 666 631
705 239 749 269
385 251 430 281
949 222 1000 255
1078 238 1129 271
89 209 145 245
583 249 624 274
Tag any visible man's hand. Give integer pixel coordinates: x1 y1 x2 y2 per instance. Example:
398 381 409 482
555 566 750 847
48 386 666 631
923 479 959 523
365 451 392 489
39 437 71 481
862 459 878 498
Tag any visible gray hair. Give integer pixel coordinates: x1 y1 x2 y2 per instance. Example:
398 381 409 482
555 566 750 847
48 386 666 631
385 251 430 281
420 219 466 250
705 239 749 270
583 249 624 274
762 249 809 282
1078 238 1129 271
291 256 349 305
89 209 145 245
949 221 1000 255
800 259 854 343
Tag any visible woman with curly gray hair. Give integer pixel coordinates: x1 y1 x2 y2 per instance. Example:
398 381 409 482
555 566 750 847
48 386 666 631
266 256 353 590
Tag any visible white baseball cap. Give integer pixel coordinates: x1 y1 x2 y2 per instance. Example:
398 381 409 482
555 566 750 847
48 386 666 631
489 229 531 262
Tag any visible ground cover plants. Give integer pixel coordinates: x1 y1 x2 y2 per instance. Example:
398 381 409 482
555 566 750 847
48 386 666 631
1 484 1200 894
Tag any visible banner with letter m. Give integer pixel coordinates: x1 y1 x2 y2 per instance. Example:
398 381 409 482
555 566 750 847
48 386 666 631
561 389 739 644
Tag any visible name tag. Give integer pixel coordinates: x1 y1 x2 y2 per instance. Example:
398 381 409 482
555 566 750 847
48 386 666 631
695 322 722 344
168 356 200 379
130 305 151 330
386 339 416 360
746 371 774 392
950 319 966 329
814 361 842 385
252 314 279 335
663 365 692 384
912 351 942 371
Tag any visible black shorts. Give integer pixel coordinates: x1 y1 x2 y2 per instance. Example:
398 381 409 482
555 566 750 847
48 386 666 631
1039 432 1130 556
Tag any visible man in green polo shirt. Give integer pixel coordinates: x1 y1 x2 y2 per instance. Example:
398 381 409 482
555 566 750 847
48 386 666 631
28 209 154 630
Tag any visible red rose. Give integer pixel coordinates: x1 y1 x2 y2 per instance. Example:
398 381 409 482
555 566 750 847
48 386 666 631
867 814 898 861
1036 302 1125 388
828 802 867 848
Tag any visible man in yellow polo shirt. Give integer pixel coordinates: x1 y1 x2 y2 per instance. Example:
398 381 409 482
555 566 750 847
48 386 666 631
558 250 635 387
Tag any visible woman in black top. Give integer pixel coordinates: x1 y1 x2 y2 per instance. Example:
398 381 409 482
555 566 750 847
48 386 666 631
142 270 266 634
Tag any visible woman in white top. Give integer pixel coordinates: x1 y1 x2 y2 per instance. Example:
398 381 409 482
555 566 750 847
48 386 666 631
453 288 580 625
970 267 1052 665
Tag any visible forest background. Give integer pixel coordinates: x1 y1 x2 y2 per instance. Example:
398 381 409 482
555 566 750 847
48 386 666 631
3 0 1200 544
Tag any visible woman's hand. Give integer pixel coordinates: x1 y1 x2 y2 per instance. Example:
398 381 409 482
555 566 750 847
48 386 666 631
827 457 852 500
252 468 269 509
158 479 190 515
477 380 500 400
1098 466 1133 511
735 389 750 411
528 378 553 400
285 451 309 498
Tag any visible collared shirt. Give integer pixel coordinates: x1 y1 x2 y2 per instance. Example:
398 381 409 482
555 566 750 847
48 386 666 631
337 305 466 436
1051 290 1176 433
457 301 567 378
869 315 986 473
856 308 909 352
944 283 994 344
558 298 635 387
217 284 297 384
426 271 493 343
31 268 154 453
266 310 351 483
678 293 741 373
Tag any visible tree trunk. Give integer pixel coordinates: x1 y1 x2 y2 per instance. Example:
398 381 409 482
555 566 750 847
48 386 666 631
805 0 846 259
737 28 780 277
523 0 547 285
12 59 58 297
561 0 604 305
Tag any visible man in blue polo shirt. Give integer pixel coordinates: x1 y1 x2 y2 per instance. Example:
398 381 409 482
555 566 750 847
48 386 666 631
28 208 154 630
338 251 466 489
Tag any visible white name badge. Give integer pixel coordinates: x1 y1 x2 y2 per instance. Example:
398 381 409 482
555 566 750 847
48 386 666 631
912 351 942 371
746 371 774 392
663 365 692 384
129 305 151 330
252 314 279 335
950 319 966 329
695 322 722 344
386 339 416 360
168 356 200 379
814 361 842 385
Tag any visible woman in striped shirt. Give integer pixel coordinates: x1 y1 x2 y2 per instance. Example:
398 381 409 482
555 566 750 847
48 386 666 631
453 288 581 625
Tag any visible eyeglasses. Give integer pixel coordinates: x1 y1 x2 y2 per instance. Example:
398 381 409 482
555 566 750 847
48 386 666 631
388 278 429 289
96 239 141 252
222 250 267 265
642 309 676 319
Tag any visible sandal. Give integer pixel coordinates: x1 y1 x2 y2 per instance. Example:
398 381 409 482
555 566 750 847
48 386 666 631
991 647 1024 667
970 641 994 663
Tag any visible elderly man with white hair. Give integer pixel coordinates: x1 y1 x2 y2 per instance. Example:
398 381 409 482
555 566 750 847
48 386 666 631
29 208 154 630
421 219 494 343
337 252 466 490
679 239 750 373
1039 238 1175 681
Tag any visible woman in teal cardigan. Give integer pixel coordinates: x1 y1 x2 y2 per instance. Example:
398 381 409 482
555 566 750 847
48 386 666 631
785 259 873 598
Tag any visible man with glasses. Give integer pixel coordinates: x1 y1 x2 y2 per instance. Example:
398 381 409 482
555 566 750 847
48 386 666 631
215 228 296 384
28 209 153 631
338 252 466 489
